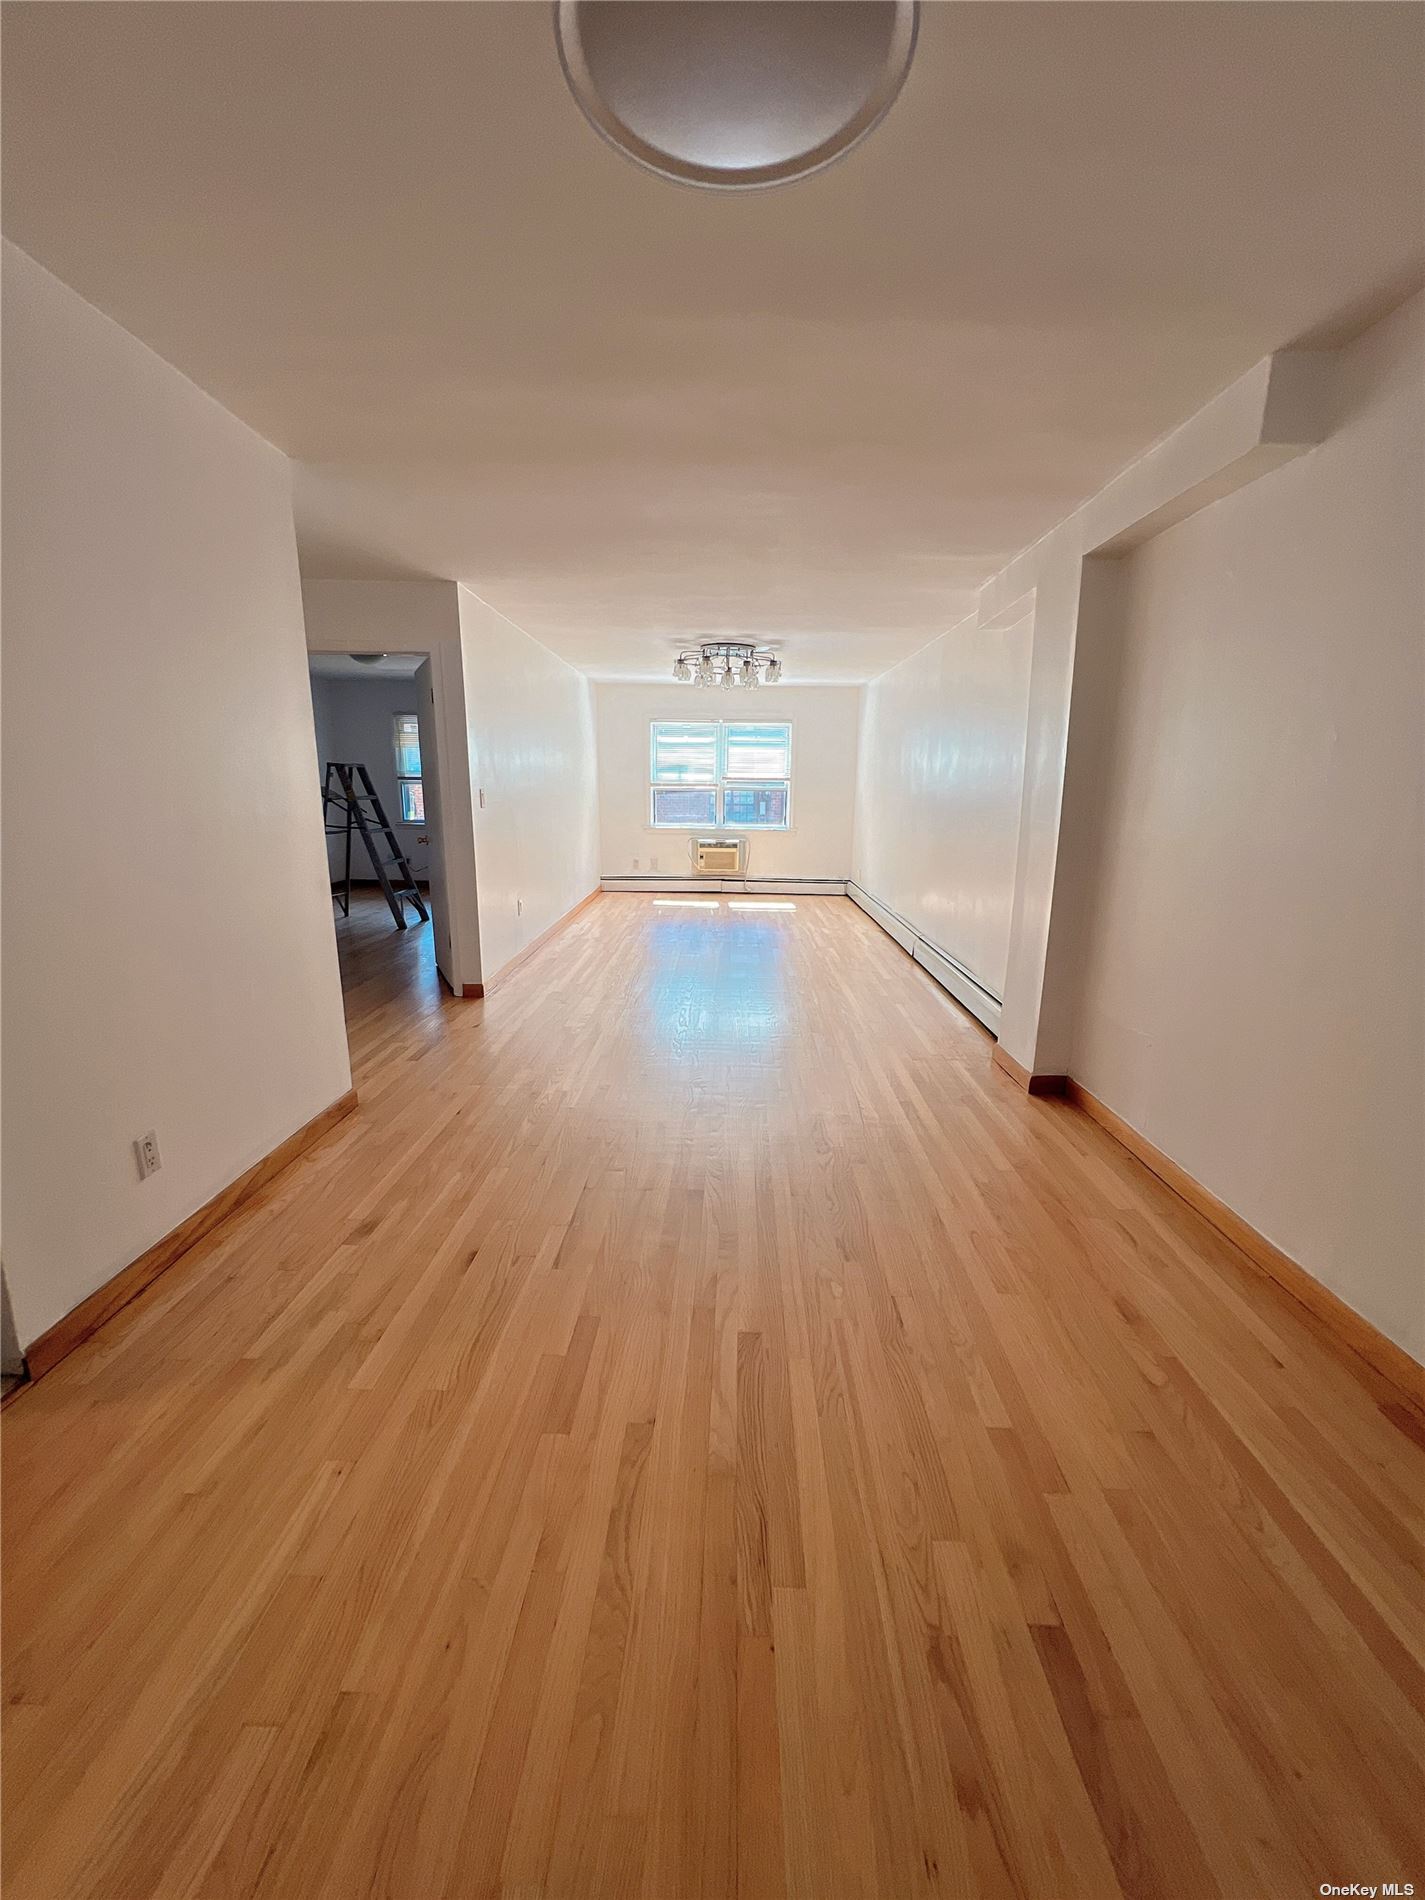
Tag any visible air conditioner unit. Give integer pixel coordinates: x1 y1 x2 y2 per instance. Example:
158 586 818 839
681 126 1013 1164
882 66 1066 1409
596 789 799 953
693 837 744 875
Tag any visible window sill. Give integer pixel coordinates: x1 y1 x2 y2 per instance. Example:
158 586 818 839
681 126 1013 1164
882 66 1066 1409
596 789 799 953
645 825 795 835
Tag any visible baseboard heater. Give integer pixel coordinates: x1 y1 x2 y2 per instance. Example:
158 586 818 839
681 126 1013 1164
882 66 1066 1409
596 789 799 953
601 875 848 897
846 882 1003 1036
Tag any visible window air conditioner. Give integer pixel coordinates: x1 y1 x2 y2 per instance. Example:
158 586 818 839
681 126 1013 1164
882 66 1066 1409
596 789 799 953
693 837 744 875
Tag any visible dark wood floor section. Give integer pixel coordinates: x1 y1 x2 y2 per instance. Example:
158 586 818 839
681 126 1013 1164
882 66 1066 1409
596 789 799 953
3 892 1421 1898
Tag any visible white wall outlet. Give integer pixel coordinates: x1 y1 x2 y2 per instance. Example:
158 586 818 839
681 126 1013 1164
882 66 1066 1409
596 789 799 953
516 896 523 915
135 1131 162 1179
650 854 659 870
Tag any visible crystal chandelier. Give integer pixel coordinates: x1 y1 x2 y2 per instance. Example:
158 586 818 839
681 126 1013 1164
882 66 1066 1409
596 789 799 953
673 641 782 689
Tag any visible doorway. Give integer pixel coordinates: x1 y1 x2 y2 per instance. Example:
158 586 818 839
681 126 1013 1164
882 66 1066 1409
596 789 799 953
306 648 478 1016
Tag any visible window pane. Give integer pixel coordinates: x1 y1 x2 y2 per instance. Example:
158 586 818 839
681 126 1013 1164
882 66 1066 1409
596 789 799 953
723 722 790 780
399 781 425 824
652 785 717 827
723 783 788 828
652 722 718 783
394 713 422 779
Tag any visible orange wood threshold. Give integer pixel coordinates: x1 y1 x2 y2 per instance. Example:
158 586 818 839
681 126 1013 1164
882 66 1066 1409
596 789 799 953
21 1087 359 1386
991 1042 1067 1096
482 887 602 994
1061 1077 1424 1423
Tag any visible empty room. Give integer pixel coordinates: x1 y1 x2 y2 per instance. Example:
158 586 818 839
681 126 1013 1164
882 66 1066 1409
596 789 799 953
2 4 1422 1897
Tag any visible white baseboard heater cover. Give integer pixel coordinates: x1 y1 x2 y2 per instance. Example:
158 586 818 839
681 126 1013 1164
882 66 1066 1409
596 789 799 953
846 882 1002 1036
601 875 848 896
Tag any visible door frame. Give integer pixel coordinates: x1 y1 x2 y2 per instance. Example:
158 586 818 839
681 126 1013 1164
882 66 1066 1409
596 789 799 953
305 638 483 996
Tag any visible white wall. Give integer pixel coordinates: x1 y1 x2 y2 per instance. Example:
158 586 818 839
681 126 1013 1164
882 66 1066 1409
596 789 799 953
459 587 599 979
1 242 351 1350
1063 293 1425 1360
858 356 1324 1080
853 625 1030 999
597 683 860 883
989 349 1333 1073
850 317 1418 1361
309 672 430 880
853 354 1331 1037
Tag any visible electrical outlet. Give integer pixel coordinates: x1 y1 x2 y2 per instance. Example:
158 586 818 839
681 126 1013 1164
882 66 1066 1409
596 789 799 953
478 787 486 808
516 896 523 915
135 1131 162 1179
650 854 659 870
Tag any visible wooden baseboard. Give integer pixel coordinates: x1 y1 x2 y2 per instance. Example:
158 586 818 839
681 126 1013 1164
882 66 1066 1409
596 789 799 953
483 888 602 994
992 1043 1067 1097
1062 1078 1425 1418
22 1088 359 1385
436 970 483 1000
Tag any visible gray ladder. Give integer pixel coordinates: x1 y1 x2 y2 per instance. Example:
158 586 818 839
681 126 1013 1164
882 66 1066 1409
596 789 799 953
322 761 429 930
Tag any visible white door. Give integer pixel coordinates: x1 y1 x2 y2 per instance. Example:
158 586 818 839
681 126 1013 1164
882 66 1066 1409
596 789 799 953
414 658 454 991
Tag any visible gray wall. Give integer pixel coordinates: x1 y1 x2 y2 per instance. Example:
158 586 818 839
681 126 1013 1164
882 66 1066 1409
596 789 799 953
309 672 430 880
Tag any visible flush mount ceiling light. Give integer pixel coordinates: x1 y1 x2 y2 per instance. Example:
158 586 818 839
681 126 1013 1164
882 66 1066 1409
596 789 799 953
555 0 919 191
674 641 782 688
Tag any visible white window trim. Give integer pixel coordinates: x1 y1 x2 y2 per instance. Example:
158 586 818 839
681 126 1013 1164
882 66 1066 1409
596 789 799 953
648 719 793 830
393 711 424 827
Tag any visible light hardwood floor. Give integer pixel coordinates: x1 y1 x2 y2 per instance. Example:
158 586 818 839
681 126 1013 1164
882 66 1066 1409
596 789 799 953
3 891 1422 1899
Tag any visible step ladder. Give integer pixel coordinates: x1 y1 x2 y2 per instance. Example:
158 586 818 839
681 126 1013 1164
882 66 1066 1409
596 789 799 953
322 762 430 931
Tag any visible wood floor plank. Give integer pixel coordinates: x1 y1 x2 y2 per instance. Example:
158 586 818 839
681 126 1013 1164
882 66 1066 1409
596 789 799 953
3 889 1422 1898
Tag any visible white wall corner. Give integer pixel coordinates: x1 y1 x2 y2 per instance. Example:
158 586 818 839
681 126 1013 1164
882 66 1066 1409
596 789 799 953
1258 348 1338 450
997 343 1343 1074
1090 349 1336 557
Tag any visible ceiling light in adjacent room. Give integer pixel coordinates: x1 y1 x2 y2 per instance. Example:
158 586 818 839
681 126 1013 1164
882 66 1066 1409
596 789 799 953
555 0 919 191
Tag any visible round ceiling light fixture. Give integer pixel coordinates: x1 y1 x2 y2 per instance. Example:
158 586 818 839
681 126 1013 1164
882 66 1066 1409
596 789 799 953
555 0 919 192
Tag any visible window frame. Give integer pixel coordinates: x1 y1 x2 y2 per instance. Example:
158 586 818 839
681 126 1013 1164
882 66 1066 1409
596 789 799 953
648 719 793 831
392 712 424 826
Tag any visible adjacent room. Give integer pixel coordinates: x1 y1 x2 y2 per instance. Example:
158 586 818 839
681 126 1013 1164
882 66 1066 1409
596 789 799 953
309 651 442 1020
2 4 1422 1897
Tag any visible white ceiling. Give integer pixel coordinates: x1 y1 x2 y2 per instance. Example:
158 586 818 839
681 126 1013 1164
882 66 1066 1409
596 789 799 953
308 652 424 682
3 2 1422 681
